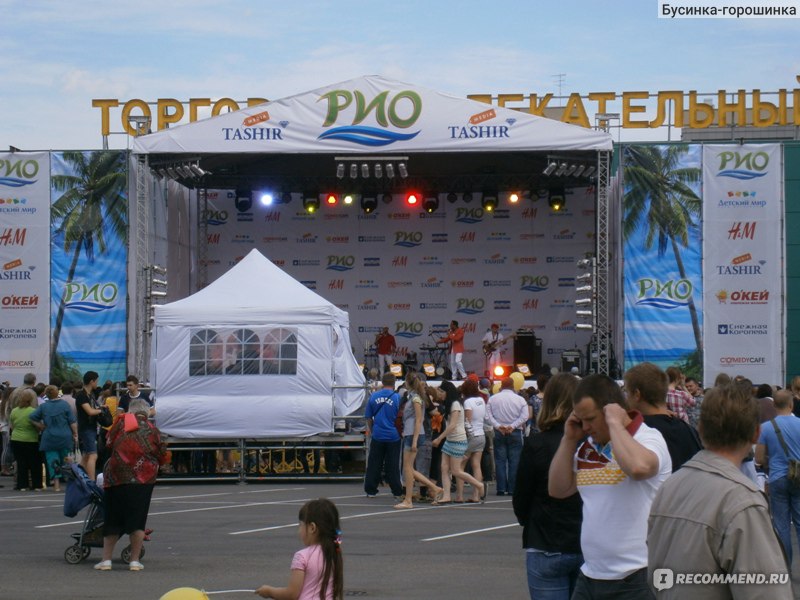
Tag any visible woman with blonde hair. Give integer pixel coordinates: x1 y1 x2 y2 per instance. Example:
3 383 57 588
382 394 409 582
394 372 443 509
512 373 583 600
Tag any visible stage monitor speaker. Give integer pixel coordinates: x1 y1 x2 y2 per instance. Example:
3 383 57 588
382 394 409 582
514 332 542 374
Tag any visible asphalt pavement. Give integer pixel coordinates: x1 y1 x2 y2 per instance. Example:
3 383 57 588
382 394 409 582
0 479 528 599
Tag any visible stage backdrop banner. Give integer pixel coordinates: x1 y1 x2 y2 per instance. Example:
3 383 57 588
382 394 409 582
202 187 596 376
0 152 51 385
702 144 783 384
622 145 703 372
50 151 129 383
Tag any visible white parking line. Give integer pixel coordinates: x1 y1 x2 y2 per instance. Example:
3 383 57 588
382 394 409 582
422 523 517 541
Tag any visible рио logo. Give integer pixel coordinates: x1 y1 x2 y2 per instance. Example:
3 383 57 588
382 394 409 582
394 231 423 247
395 321 424 339
64 282 118 313
717 150 769 180
456 298 485 315
317 89 422 147
456 207 484 224
0 159 39 187
520 275 549 292
202 209 228 226
636 278 692 309
326 255 355 271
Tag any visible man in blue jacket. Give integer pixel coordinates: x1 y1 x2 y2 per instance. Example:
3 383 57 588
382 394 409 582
364 373 403 498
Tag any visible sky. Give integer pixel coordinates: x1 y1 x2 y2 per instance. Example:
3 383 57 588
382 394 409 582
1 0 799 150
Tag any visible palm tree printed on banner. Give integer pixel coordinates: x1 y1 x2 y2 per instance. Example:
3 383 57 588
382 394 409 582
623 145 702 357
50 151 127 373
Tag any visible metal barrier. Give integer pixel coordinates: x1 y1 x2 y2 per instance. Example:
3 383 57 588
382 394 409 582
160 428 367 483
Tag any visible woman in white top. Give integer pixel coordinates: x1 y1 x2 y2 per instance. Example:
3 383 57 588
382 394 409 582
455 379 486 503
432 380 485 505
394 372 443 509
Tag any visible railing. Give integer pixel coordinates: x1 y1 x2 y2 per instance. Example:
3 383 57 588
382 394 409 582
159 431 367 483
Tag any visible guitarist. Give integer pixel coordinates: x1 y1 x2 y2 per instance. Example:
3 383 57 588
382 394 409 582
482 323 506 376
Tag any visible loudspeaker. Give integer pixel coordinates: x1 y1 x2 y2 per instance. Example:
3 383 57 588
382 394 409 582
514 332 541 374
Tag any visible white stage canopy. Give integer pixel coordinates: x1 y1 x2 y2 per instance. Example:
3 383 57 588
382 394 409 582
133 75 612 155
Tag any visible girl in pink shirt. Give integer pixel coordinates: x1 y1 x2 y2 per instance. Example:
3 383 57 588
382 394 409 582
256 498 343 600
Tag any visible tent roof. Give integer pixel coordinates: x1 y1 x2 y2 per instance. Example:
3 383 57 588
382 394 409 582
154 249 348 325
133 75 612 156
134 75 610 193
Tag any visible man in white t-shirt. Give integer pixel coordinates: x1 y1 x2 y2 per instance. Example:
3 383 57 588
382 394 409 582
549 374 671 599
481 323 504 375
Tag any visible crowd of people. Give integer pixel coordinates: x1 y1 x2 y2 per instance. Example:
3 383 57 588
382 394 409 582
362 364 800 598
0 370 167 572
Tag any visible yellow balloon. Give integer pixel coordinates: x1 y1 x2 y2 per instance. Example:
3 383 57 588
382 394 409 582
159 588 208 600
510 371 525 392
492 382 502 395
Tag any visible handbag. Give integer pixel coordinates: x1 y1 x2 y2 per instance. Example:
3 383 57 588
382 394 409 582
770 418 800 486
97 405 113 428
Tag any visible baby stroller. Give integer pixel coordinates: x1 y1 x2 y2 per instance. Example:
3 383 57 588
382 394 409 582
62 463 150 564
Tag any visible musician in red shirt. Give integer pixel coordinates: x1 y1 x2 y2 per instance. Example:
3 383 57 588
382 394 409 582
375 327 397 375
438 320 467 380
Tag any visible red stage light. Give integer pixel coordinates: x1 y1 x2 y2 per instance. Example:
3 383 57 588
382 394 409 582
406 192 420 206
493 365 506 378
325 193 338 205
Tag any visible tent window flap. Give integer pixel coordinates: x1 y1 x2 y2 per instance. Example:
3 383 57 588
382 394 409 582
189 327 298 377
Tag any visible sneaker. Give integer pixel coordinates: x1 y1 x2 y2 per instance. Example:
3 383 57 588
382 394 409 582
94 560 112 571
129 561 144 571
366 493 377 498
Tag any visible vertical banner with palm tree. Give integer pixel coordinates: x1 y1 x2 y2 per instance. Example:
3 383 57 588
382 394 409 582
622 144 703 377
50 151 128 383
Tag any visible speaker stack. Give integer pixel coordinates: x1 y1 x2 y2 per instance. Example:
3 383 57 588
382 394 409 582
513 331 542 374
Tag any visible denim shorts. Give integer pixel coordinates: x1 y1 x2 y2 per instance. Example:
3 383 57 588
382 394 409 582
78 429 97 454
403 433 427 450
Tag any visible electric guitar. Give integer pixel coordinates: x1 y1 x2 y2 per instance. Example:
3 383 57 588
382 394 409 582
483 332 516 357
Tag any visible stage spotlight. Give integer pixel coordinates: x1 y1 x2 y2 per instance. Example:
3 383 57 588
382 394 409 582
555 163 568 177
543 161 558 176
398 163 408 178
260 193 274 206
349 164 358 179
446 192 458 204
303 195 320 214
386 164 395 178
493 364 507 378
190 164 208 177
463 192 473 203
374 164 383 178
583 166 596 178
280 192 293 204
361 196 378 214
564 164 578 176
573 165 586 177
549 188 565 212
343 194 355 205
336 163 345 179
166 167 178 179
381 193 393 204
406 192 420 207
325 193 339 206
423 194 439 213
361 163 370 178
177 166 193 178
509 192 521 204
482 192 498 212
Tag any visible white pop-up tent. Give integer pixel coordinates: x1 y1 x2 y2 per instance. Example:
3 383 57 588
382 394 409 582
151 249 365 438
